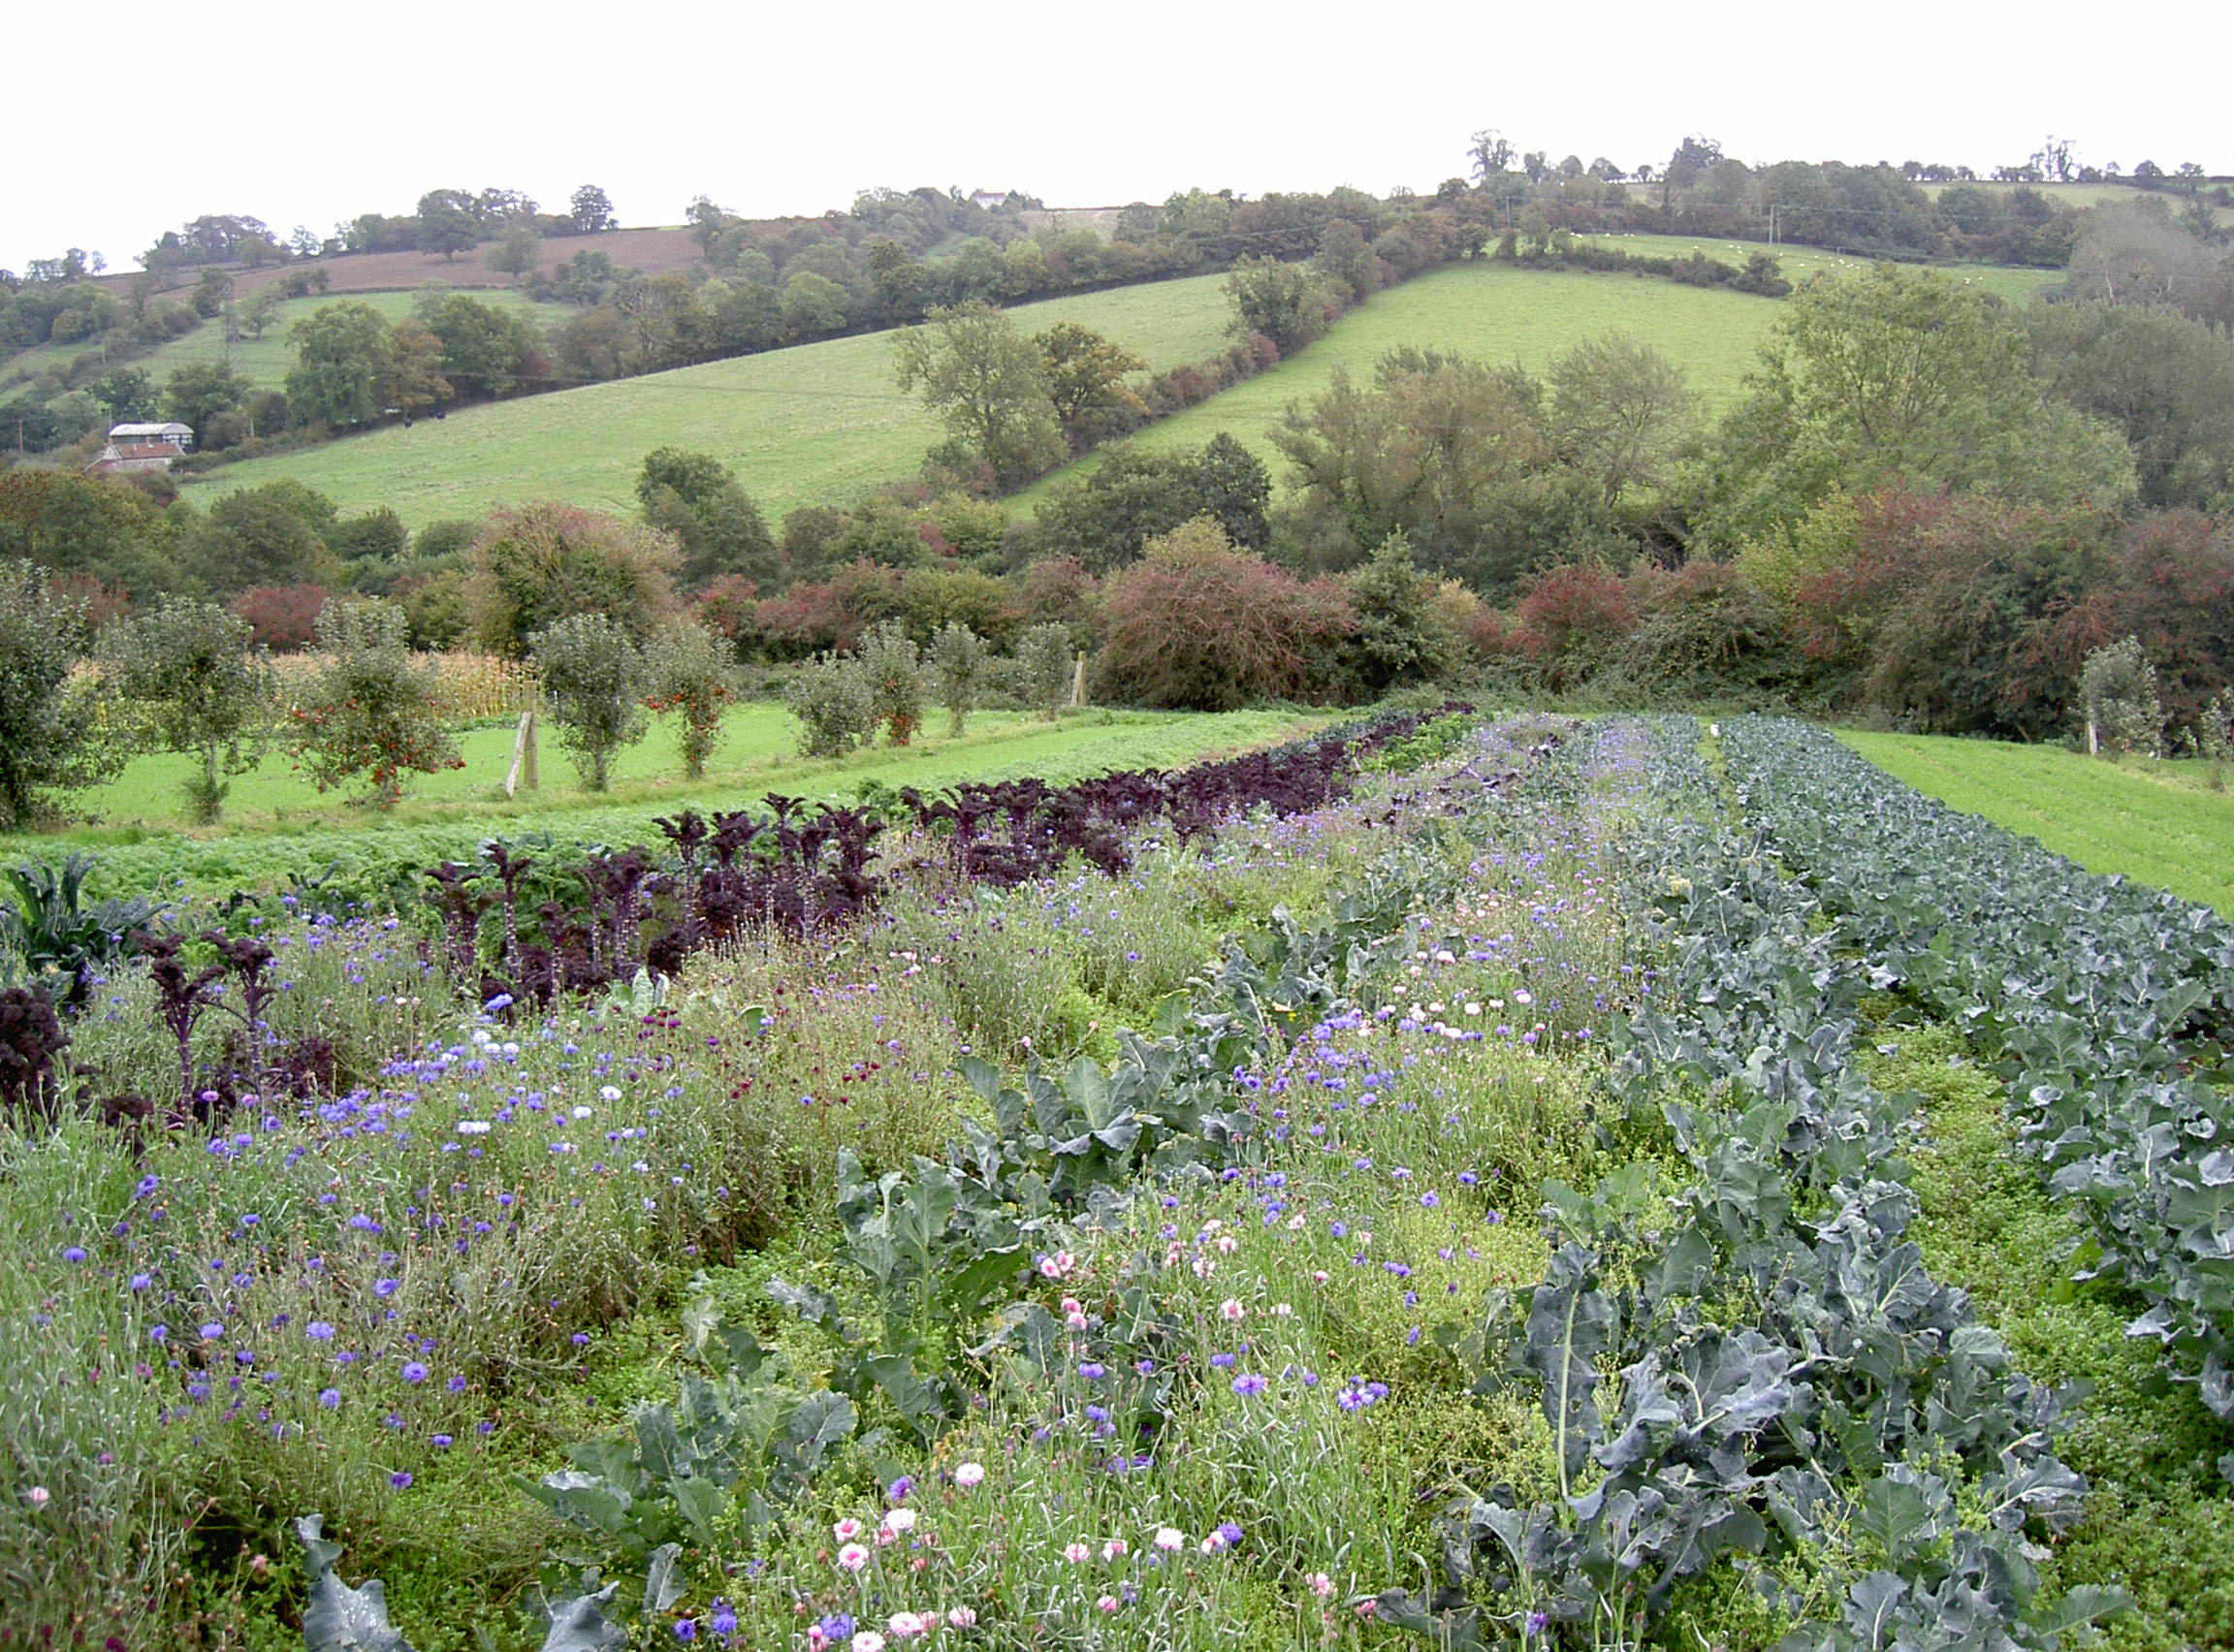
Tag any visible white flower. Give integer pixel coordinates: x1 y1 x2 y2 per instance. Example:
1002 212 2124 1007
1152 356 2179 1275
456 1121 491 1135
954 1462 985 1488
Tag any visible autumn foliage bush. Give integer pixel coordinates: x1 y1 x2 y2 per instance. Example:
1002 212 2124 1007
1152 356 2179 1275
230 584 330 651
1509 562 1636 689
1095 519 1352 710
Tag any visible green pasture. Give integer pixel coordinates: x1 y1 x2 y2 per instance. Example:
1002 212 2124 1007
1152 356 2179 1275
1015 262 1792 508
4 702 1336 899
1567 231 2058 303
1839 730 2234 915
193 275 1237 530
1 288 546 400
1015 249 2062 511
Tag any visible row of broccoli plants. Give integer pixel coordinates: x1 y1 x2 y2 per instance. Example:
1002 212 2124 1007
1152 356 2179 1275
1376 718 2122 1651
293 714 1557 1649
1712 716 2234 1478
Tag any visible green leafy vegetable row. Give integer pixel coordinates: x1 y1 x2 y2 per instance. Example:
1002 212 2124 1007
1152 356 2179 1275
1380 718 2120 1651
1716 716 2234 1476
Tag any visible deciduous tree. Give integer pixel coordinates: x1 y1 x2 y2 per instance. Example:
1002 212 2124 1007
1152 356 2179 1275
568 185 618 236
98 597 271 822
532 611 648 790
287 598 461 809
893 302 1065 491
0 561 122 829
1035 322 1146 449
284 301 391 429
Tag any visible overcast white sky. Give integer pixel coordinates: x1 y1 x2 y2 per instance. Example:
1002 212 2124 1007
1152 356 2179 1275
9 0 2227 273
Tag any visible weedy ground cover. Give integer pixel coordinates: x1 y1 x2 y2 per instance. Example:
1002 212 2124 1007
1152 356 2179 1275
1838 730 2234 916
199 276 1237 531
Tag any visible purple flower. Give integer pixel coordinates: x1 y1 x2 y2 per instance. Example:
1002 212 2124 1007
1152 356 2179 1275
373 1279 399 1298
1230 1373 1267 1397
1076 1362 1105 1381
306 1321 335 1341
710 1603 737 1636
672 1619 696 1642
400 1361 429 1383
319 1388 340 1409
390 1471 412 1489
61 1247 86 1263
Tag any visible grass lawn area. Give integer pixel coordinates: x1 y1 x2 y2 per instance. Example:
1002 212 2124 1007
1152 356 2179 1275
1839 729 2234 916
6 703 1340 898
189 275 1237 531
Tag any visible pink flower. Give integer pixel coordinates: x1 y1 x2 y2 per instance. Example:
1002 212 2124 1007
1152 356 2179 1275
886 1611 931 1637
946 1608 977 1630
1097 1594 1120 1613
883 1508 918 1534
1307 1573 1334 1598
837 1542 870 1572
851 1634 886 1652
833 1518 863 1541
1355 1600 1378 1619
1152 1527 1185 1552
953 1462 985 1488
1200 1532 1228 1554
1101 1538 1129 1563
1219 1298 1245 1320
1064 1541 1091 1564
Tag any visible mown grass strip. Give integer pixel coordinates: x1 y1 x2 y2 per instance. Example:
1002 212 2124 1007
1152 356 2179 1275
1838 730 2234 916
6 705 1337 899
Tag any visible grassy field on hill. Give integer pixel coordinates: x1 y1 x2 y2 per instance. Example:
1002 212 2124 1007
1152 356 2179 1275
1014 247 2059 509
1 288 546 400
1570 232 2059 302
195 274 1237 529
1840 730 2234 915
7 703 1335 898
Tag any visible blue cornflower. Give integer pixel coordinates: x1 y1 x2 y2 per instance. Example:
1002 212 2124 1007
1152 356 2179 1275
1230 1373 1267 1397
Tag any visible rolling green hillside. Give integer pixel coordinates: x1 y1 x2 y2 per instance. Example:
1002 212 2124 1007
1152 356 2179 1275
1014 246 2059 509
194 275 1237 529
1 288 547 399
183 243 2062 530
